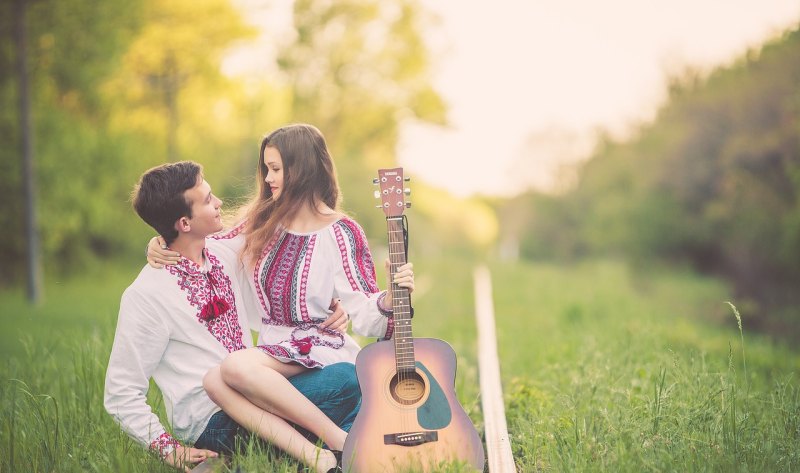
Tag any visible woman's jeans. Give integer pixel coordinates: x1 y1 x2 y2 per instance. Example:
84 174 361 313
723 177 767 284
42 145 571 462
194 362 361 453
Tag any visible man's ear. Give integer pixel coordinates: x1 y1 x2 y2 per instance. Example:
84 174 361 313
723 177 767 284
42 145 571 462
175 216 191 234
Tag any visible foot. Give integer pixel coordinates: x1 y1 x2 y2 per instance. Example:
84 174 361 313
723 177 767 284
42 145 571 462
325 450 343 473
312 449 340 473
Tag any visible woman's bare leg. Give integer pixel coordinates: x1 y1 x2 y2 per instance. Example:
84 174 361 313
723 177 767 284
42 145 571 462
203 367 338 473
218 347 348 451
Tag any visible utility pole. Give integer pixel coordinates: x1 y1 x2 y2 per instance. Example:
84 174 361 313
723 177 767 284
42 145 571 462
15 0 42 304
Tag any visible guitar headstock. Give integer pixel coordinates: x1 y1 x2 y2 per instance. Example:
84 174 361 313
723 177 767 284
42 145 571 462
374 167 410 217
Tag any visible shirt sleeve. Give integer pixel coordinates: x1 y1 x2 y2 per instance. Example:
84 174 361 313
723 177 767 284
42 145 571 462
104 286 176 452
208 222 246 254
331 219 394 339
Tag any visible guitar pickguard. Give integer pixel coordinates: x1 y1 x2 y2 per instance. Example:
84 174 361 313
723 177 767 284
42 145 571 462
415 361 452 430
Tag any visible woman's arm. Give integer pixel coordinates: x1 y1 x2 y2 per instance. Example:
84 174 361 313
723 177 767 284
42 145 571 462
331 219 414 339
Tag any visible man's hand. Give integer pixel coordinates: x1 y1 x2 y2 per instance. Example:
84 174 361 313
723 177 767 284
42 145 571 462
163 444 219 472
147 236 181 269
318 298 349 333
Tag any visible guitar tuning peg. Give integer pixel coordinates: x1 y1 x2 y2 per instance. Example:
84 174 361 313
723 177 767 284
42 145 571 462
374 190 381 199
404 177 411 182
406 202 412 208
373 178 379 184
376 204 384 208
404 188 411 196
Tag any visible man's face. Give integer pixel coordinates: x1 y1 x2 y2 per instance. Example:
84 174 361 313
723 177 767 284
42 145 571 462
183 177 223 238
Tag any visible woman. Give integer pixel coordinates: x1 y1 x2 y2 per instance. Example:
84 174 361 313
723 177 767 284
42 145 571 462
148 124 415 472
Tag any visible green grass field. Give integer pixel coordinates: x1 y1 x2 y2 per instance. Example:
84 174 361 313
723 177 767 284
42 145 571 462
1 258 798 472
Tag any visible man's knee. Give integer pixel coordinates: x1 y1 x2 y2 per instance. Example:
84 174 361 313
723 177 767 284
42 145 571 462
324 362 360 402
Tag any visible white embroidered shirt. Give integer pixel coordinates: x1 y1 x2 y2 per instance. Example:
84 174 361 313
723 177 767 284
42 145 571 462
103 239 252 454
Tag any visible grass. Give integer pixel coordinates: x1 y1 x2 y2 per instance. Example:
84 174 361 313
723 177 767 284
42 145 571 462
489 260 800 472
1 257 798 471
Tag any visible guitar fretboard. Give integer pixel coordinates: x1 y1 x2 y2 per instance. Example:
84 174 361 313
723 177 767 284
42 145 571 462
387 216 415 373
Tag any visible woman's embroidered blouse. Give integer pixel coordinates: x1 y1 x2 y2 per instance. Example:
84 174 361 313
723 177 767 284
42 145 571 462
214 217 393 368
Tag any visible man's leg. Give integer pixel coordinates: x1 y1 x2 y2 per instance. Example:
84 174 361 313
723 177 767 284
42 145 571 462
194 409 249 454
288 362 362 437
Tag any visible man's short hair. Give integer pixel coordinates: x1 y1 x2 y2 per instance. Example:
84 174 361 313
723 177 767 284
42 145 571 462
132 161 203 245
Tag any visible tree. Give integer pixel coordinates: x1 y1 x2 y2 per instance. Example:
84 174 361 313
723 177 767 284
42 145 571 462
275 0 446 238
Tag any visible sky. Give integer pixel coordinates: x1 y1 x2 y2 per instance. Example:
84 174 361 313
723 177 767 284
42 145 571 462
396 0 800 197
230 0 800 198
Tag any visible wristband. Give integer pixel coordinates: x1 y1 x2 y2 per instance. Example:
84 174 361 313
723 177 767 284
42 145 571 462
377 291 393 315
150 432 180 459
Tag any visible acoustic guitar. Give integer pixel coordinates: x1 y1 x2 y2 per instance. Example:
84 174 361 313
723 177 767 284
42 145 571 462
342 168 485 472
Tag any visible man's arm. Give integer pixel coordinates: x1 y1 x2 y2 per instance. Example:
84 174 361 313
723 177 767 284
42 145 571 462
103 289 217 470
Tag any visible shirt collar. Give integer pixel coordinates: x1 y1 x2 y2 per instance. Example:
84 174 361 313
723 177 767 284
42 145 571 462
170 247 223 276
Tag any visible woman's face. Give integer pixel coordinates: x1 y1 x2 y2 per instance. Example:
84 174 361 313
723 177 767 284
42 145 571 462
263 146 284 200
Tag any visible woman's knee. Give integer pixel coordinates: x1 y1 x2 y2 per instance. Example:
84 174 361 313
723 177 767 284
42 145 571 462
220 351 253 389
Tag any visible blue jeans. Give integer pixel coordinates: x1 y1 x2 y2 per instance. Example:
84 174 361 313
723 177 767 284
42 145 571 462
194 362 361 454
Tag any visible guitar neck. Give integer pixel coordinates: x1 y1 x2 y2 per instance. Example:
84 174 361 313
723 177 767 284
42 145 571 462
386 216 414 372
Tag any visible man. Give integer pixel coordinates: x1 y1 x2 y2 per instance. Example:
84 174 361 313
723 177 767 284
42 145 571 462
104 161 355 472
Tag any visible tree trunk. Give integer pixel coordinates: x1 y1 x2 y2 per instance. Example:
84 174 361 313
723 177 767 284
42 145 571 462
15 0 42 304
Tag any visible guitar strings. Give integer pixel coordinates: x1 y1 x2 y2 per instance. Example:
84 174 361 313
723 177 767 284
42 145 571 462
388 217 413 432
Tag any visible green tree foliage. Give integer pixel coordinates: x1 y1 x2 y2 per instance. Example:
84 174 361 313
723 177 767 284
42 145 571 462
2 0 454 288
275 0 446 238
506 25 800 333
1 0 143 282
1 0 257 284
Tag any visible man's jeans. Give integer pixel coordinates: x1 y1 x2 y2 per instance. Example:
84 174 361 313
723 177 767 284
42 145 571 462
194 362 361 453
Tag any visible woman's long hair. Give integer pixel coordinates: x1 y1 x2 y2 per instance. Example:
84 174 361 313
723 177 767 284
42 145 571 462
240 124 341 265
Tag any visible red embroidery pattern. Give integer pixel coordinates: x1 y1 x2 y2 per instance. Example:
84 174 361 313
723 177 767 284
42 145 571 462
298 235 315 323
255 232 310 326
210 221 246 240
384 316 395 340
150 431 180 457
334 219 380 293
256 344 322 368
167 251 245 353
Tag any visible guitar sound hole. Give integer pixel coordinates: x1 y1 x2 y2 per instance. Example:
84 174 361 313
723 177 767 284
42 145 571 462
389 370 426 405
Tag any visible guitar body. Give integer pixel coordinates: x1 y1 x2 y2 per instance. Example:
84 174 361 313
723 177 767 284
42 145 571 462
342 338 485 472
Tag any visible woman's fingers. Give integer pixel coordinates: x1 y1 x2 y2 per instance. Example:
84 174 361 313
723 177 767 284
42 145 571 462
146 236 181 268
319 306 348 333
146 258 165 270
333 316 349 333
392 262 414 292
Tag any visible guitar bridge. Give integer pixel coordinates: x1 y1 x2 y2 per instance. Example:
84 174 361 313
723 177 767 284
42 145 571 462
383 431 438 447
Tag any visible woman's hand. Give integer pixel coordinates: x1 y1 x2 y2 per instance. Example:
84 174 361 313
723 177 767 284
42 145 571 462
147 236 181 269
383 259 414 309
318 299 349 333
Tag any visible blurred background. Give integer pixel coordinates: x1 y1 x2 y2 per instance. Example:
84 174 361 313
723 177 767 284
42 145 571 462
2 0 800 337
